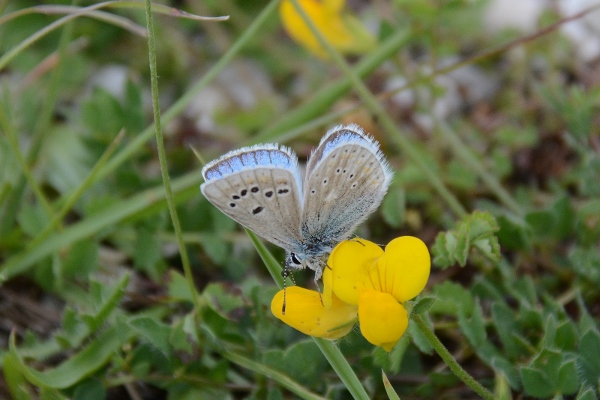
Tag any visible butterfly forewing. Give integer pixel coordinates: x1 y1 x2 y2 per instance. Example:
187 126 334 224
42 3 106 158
301 125 393 242
201 146 304 250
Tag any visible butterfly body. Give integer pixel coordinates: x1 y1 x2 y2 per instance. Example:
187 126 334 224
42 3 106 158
201 124 393 279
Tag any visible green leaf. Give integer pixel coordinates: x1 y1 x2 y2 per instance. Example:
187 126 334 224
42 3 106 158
496 214 531 251
429 281 474 316
133 228 163 280
569 247 600 285
128 316 172 354
82 273 130 332
557 359 579 395
578 329 600 388
62 239 99 279
408 315 433 354
382 370 401 400
389 335 410 374
458 300 486 347
520 366 554 398
411 296 436 315
166 270 195 303
9 326 127 389
203 282 245 317
542 314 558 349
199 232 230 265
575 387 598 400
491 357 521 391
72 379 106 400
555 320 578 351
491 302 520 358
17 203 50 237
2 352 34 400
169 316 195 354
432 211 500 268
262 340 327 387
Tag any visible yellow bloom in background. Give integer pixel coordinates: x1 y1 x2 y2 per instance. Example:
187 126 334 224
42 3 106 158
279 0 377 59
271 237 430 351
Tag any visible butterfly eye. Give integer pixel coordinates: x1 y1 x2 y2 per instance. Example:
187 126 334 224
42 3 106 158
290 253 302 265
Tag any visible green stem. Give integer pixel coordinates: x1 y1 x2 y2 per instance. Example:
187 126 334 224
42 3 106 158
313 339 370 400
143 0 201 312
412 314 496 400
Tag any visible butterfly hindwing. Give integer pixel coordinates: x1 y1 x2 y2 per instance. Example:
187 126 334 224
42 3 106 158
301 124 393 243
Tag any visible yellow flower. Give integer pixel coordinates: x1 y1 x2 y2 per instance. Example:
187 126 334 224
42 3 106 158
324 237 431 351
271 237 430 351
279 0 377 59
271 286 357 339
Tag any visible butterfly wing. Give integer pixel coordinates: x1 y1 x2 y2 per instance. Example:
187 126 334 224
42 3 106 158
201 144 304 250
301 124 393 245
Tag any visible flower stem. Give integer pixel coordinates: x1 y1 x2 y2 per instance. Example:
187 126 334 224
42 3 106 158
412 314 496 400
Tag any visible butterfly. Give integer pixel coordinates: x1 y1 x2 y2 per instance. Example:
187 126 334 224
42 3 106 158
200 124 393 280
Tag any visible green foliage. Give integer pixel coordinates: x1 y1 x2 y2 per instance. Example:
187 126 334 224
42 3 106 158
1 0 599 398
432 211 501 268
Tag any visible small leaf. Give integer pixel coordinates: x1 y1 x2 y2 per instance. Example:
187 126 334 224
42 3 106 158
458 300 486 347
128 316 172 355
557 359 579 395
72 379 106 400
412 296 436 315
575 387 598 400
389 335 410 373
2 352 34 400
520 366 554 398
429 281 474 316
9 327 127 389
555 320 578 351
382 370 401 400
432 211 500 269
578 329 600 388
408 317 433 355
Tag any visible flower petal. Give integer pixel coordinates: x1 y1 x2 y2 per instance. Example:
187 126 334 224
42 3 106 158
327 239 384 305
373 236 431 302
279 0 376 59
358 290 408 352
271 286 357 339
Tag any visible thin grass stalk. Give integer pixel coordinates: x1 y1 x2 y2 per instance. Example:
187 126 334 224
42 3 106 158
143 0 201 312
